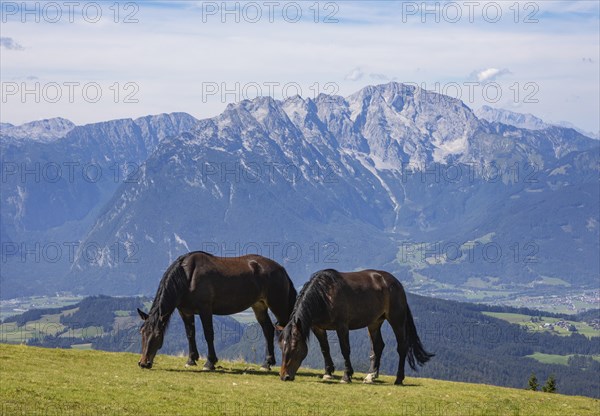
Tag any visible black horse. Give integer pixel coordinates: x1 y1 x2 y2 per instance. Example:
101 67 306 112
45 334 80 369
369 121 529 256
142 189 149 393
137 251 297 371
279 269 433 384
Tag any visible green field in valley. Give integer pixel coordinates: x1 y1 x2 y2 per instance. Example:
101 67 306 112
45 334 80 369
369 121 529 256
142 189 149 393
526 352 600 366
482 312 600 338
1 344 599 416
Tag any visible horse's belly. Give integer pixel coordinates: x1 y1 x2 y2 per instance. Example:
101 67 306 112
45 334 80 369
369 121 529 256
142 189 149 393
348 319 377 330
316 312 384 331
188 278 264 316
347 310 385 329
212 303 254 315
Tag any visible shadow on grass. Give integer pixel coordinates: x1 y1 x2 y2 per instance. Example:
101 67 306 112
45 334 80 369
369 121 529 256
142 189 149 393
160 366 423 386
161 366 313 378
314 375 422 387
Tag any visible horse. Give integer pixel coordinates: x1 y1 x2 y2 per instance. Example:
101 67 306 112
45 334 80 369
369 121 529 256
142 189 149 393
278 268 433 384
137 251 297 371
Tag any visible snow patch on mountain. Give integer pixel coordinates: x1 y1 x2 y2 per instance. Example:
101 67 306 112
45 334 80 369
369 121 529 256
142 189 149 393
1 118 75 142
174 233 190 251
355 153 401 212
476 105 598 140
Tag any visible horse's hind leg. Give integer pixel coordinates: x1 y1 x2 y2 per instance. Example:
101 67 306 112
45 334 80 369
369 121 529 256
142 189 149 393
178 310 199 366
336 326 354 383
199 310 217 371
252 302 276 371
312 327 335 379
364 320 385 383
388 313 408 385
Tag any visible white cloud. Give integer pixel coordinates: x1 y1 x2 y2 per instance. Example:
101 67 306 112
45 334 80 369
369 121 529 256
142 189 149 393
472 68 512 83
370 73 397 81
344 67 364 81
0 1 597 132
0 37 24 50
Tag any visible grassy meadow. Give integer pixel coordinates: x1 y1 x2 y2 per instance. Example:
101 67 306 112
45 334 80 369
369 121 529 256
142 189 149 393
1 344 599 415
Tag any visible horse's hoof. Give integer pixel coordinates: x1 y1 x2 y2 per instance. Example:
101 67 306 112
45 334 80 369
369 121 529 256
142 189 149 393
340 378 351 384
322 374 333 380
394 379 404 386
202 363 215 371
363 373 375 384
185 361 197 367
259 366 271 372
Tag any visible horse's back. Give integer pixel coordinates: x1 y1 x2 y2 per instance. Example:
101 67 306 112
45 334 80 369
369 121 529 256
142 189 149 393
179 252 290 315
336 269 402 292
304 270 380 328
183 251 285 277
314 269 407 328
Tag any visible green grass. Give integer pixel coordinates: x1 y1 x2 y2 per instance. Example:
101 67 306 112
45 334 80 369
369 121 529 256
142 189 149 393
0 306 83 344
534 277 571 287
58 325 105 339
0 296 82 321
0 314 67 344
483 312 600 338
1 344 598 415
527 352 574 366
526 352 600 366
0 320 104 344
70 343 93 350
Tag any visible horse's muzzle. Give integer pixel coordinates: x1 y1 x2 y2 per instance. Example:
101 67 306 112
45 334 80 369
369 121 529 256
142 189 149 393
138 360 153 369
281 374 294 381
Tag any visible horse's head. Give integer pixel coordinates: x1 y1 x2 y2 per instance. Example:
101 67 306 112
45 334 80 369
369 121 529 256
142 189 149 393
278 319 308 381
137 308 164 369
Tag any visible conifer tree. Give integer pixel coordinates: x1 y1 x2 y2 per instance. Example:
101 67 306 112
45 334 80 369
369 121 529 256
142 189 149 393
542 374 557 393
527 373 538 391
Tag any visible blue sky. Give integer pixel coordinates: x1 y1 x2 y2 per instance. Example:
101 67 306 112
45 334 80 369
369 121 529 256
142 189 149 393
1 1 598 133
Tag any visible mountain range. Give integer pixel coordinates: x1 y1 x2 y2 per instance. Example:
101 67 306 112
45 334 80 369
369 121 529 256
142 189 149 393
1 82 598 300
476 105 600 139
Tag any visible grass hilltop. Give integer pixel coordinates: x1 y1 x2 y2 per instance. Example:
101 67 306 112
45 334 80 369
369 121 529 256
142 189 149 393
1 344 598 415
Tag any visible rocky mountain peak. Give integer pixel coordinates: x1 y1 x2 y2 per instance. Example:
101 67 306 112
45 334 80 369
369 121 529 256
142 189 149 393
1 117 76 142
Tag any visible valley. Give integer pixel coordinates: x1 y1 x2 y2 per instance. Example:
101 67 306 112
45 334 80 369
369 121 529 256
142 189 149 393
2 294 598 398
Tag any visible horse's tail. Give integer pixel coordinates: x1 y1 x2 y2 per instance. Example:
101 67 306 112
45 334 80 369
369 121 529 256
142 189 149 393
405 304 434 371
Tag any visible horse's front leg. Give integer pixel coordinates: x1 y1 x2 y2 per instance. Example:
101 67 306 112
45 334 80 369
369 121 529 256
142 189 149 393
312 327 335 379
336 326 353 383
179 310 199 366
199 310 217 371
252 303 275 371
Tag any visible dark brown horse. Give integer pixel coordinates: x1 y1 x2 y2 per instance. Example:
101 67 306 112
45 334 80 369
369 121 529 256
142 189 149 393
137 251 297 371
279 269 433 384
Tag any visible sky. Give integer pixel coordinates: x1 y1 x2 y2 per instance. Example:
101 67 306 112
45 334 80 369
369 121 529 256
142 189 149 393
1 1 599 134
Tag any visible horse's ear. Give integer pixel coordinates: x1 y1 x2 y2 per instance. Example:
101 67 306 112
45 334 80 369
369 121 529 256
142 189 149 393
137 308 149 321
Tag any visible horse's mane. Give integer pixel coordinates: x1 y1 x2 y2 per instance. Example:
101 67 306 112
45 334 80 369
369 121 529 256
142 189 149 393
286 269 339 343
145 254 192 332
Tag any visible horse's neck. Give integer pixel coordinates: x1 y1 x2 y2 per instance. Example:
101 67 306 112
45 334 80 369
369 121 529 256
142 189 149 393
158 305 175 320
152 277 185 323
295 306 316 337
151 298 178 326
